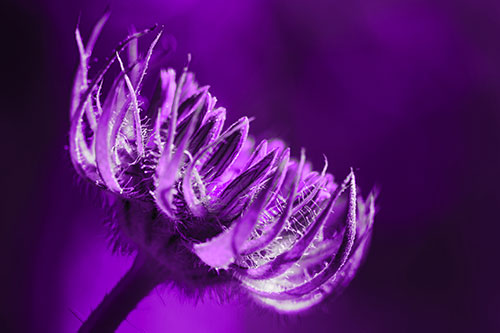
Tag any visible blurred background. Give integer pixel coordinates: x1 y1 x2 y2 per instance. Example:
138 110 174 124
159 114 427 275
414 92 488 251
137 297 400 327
2 0 499 332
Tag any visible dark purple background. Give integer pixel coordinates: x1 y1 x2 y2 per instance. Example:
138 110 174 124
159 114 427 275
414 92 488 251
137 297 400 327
2 0 499 332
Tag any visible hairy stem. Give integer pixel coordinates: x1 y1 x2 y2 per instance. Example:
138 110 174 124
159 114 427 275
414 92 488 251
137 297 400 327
78 252 168 333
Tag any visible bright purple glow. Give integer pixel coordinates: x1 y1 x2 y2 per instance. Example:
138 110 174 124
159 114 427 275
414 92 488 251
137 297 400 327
60 230 241 332
4 0 496 331
68 11 375 320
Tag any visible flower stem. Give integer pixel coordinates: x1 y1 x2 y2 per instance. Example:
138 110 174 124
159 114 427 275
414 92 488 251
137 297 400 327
78 252 168 333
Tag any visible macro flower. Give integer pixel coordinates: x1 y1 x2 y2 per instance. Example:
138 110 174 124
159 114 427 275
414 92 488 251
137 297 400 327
70 12 376 330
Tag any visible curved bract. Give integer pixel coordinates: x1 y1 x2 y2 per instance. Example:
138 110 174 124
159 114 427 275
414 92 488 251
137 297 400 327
69 15 376 313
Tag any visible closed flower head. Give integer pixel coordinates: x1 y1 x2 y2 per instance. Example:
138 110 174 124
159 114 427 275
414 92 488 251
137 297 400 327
70 12 376 321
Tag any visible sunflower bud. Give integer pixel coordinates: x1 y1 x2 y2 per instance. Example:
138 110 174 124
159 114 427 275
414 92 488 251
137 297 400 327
69 14 376 314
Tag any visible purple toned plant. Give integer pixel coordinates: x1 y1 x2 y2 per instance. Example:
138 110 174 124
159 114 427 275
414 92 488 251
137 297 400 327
70 12 376 332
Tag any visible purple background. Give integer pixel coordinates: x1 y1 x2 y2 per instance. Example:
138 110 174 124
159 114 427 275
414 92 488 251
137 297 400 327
2 0 499 332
